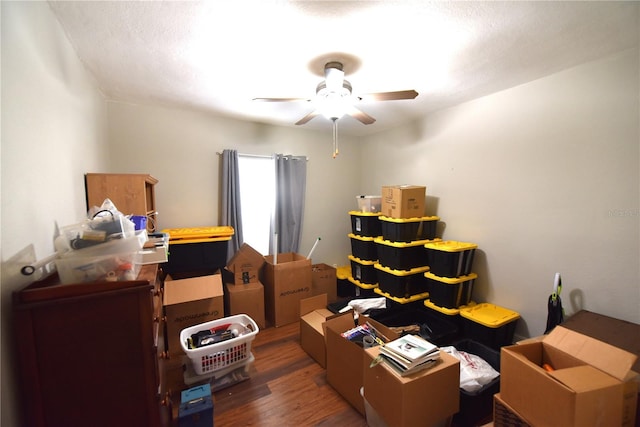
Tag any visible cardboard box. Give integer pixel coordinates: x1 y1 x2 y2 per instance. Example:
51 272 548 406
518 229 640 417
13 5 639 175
363 345 460 427
325 314 398 415
311 263 337 303
500 326 637 427
299 294 343 368
381 185 426 219
225 243 265 284
163 273 225 356
261 252 312 327
493 393 531 427
223 280 266 330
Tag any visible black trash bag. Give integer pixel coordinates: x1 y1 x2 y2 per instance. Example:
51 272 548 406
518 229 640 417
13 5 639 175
544 273 564 334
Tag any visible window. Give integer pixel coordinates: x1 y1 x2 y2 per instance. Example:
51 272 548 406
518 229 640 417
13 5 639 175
237 155 276 255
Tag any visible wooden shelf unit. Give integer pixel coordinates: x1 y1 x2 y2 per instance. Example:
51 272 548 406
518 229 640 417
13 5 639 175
85 173 158 231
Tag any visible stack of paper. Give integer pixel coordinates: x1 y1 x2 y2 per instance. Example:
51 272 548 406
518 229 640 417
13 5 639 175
379 334 441 377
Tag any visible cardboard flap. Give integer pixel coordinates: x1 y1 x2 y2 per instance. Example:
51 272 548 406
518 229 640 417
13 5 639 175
300 294 328 317
549 365 620 392
544 326 636 380
163 274 223 305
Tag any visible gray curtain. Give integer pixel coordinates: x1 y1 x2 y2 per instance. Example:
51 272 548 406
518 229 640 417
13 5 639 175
270 154 307 254
220 149 243 259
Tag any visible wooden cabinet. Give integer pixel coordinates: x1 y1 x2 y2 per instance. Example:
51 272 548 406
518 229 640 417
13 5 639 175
85 173 158 231
12 264 170 427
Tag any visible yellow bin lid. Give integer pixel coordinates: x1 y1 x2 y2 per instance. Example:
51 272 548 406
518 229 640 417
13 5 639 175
374 237 440 248
424 240 478 252
425 299 477 315
348 233 378 242
374 263 429 276
379 215 440 224
424 271 478 284
348 254 376 266
162 226 234 244
349 210 382 217
459 303 520 328
348 275 378 289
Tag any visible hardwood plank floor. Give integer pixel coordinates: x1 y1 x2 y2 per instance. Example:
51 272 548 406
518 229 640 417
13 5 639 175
166 321 368 426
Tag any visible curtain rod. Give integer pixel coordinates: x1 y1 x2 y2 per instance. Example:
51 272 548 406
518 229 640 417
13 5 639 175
216 152 308 161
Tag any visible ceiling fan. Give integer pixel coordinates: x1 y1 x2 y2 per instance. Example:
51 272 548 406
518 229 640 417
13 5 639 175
253 61 419 126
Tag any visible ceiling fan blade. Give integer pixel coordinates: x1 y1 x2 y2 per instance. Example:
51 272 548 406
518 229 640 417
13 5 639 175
295 110 320 125
253 97 310 102
358 89 418 102
346 105 376 125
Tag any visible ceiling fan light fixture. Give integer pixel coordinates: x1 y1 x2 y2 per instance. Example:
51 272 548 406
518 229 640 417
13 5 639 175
315 80 353 120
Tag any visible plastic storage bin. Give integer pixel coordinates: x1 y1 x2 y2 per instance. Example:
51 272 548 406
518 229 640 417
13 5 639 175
379 215 439 242
349 211 382 237
424 272 477 309
374 237 436 271
56 250 142 284
424 240 477 278
180 314 259 375
459 303 520 350
348 233 378 261
374 263 429 299
348 275 378 298
369 306 459 346
356 196 382 213
163 226 234 275
451 339 501 427
349 255 378 285
424 299 477 331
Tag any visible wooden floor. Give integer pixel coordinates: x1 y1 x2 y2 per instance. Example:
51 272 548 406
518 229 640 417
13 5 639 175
164 321 368 426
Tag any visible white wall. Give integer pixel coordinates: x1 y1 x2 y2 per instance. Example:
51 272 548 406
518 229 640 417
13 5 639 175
106 101 362 266
1 2 109 426
364 48 640 338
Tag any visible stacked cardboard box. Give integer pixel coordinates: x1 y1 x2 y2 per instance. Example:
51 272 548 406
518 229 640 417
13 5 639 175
223 243 266 330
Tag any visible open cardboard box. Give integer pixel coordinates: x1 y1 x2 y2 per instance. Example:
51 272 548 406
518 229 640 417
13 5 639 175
324 313 398 415
225 243 265 285
261 252 312 327
500 325 637 427
363 345 460 427
163 273 225 357
299 294 346 368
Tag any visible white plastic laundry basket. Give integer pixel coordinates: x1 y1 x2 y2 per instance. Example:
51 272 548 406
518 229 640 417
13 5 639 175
180 314 259 375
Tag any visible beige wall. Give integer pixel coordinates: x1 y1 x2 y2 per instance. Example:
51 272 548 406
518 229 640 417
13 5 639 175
364 48 640 338
105 100 361 266
1 2 109 426
1 2 639 426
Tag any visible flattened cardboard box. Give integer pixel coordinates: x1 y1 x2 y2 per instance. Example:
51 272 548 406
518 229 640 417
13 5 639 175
223 280 266 330
500 325 637 427
261 253 312 327
226 243 265 284
325 314 398 415
363 345 460 427
311 263 337 303
163 274 224 356
299 294 345 368
381 185 426 219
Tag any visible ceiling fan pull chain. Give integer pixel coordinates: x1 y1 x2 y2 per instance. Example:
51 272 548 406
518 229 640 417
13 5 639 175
332 118 339 158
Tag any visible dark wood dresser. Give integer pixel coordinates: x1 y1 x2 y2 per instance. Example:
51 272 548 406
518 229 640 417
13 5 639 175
12 264 170 427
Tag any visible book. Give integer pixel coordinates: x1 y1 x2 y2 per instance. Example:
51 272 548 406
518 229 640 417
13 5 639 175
378 334 441 376
379 353 440 377
382 334 439 363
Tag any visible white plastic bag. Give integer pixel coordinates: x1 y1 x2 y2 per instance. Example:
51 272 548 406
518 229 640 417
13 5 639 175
441 346 500 393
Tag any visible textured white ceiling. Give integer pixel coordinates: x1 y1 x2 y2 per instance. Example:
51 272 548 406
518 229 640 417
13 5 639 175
48 1 639 136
